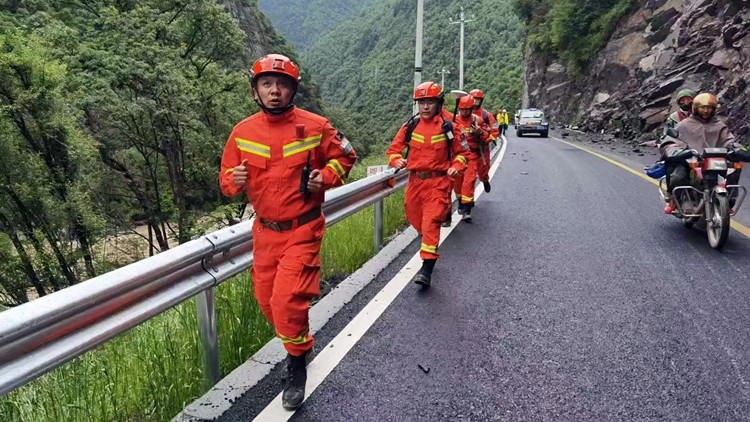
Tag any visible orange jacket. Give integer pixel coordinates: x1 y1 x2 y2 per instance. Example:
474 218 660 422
387 114 468 172
220 107 357 221
473 108 500 141
454 114 488 156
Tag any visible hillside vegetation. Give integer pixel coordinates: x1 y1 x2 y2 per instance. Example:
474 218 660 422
265 0 525 156
0 0 303 303
258 0 373 51
513 0 638 73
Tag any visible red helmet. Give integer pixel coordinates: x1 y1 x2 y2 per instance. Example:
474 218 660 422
414 82 443 100
458 95 475 109
469 89 484 99
251 54 301 84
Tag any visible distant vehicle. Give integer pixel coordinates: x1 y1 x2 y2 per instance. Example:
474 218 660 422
516 108 549 138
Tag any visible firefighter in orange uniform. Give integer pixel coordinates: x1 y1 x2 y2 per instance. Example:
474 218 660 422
452 95 488 223
387 82 468 288
470 89 499 193
219 54 356 410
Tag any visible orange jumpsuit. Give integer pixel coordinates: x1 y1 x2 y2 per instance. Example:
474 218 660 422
452 114 489 205
473 108 500 182
220 106 357 356
387 115 467 260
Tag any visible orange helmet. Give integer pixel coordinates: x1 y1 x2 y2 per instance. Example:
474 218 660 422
251 54 301 84
469 89 484 99
458 95 475 109
414 81 444 100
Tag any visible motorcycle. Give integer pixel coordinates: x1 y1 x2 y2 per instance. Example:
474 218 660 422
648 147 748 250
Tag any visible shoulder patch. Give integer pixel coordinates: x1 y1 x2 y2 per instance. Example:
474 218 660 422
335 130 353 154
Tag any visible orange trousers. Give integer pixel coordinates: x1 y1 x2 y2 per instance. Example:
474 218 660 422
405 174 452 260
453 156 479 204
251 215 324 356
477 144 491 182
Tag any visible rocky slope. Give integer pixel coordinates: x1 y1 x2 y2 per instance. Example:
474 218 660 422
526 0 750 143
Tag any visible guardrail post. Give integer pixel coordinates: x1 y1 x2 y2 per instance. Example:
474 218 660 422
374 199 384 252
196 288 219 385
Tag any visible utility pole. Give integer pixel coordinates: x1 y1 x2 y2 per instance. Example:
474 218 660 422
413 0 424 115
450 6 475 90
438 67 450 88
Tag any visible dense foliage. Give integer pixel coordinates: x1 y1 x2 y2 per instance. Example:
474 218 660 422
257 0 373 51
0 0 296 304
264 0 525 156
513 0 637 72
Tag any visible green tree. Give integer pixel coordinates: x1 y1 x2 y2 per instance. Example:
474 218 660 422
0 29 104 299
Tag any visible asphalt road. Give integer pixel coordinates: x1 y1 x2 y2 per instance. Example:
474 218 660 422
222 131 750 421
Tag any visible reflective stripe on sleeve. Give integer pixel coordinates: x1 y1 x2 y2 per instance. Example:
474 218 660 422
326 159 346 179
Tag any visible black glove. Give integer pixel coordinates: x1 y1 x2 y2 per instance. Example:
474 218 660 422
730 148 750 162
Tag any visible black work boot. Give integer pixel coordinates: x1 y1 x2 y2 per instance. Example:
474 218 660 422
442 211 452 227
461 203 474 223
457 202 466 215
483 180 491 193
282 350 310 410
412 259 437 289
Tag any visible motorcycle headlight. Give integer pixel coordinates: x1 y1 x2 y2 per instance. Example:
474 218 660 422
705 158 728 171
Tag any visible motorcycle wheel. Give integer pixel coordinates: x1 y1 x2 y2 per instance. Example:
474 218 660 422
707 194 730 250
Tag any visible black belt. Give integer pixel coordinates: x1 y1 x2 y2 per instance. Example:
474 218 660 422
259 207 321 232
411 170 447 180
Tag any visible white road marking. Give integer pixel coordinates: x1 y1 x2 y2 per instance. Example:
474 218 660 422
254 136 509 421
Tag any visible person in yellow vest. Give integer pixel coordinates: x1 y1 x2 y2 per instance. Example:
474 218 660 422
496 109 509 136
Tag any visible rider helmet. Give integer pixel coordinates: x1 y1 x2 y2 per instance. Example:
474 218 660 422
692 93 718 119
676 89 696 112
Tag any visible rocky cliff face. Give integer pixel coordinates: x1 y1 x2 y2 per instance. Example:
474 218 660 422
526 0 750 143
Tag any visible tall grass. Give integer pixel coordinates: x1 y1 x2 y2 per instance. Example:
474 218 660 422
0 152 408 422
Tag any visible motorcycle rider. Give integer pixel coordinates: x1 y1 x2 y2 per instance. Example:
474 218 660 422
663 89 696 137
659 93 743 213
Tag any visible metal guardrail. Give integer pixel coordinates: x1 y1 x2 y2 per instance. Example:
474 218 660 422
0 167 408 396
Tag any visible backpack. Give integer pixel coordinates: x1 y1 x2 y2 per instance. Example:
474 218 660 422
403 115 456 160
481 110 490 127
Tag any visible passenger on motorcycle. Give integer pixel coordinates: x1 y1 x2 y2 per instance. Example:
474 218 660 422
662 89 696 138
659 93 744 214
